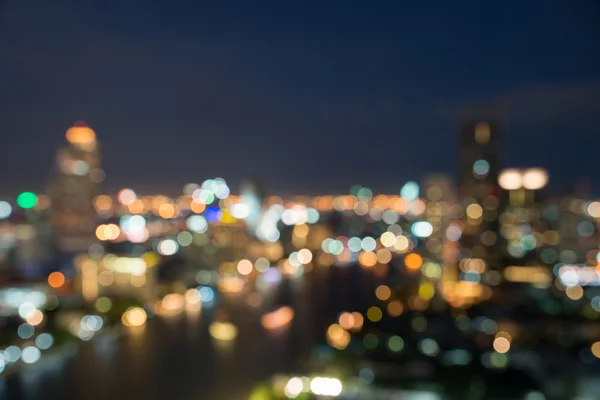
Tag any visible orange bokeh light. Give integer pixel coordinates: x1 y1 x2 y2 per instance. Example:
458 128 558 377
48 271 66 288
359 251 377 268
405 253 423 271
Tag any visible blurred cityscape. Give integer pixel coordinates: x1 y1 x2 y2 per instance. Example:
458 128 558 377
1 113 600 400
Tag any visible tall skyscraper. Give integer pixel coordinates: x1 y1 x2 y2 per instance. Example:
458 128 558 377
423 174 456 263
48 121 104 253
457 108 504 276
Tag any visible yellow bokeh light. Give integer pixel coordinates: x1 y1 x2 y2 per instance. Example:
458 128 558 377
327 324 345 341
591 342 600 358
209 322 238 341
122 307 147 327
474 122 491 144
418 282 435 301
380 232 396 247
394 235 410 252
466 203 483 219
367 306 383 322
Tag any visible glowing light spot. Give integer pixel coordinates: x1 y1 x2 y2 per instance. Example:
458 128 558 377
418 282 435 301
361 237 376 252
198 286 215 302
117 188 136 206
493 337 511 354
158 203 176 219
255 257 270 273
297 248 313 264
387 300 404 317
419 338 439 356
466 203 483 219
473 159 490 176
412 221 433 237
522 168 548 190
591 342 600 358
338 312 354 330
204 206 222 222
367 306 383 322
35 333 54 350
209 322 238 341
17 192 38 209
48 272 65 289
388 335 404 352
21 346 41 364
284 377 304 398
358 251 377 268
400 181 419 200
237 259 253 275
158 239 178 256
404 253 423 271
18 302 36 319
18 324 34 339
187 215 208 233
230 203 250 219
0 201 12 219
26 310 44 326
394 235 410 251
347 237 362 252
122 307 147 327
95 297 112 313
375 285 391 301
380 232 396 247
498 169 522 190
4 346 21 362
261 306 294 330
177 231 193 246
310 377 342 397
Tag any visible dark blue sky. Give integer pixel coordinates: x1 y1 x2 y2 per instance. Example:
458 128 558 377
1 1 599 195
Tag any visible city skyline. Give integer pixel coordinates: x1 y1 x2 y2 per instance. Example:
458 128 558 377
1 1 600 195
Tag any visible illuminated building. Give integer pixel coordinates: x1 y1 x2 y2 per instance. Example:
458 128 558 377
423 174 456 262
457 109 504 277
74 254 158 303
553 181 598 265
239 180 266 238
498 168 549 266
48 121 104 253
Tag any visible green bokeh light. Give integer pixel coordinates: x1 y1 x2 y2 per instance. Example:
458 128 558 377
17 192 38 209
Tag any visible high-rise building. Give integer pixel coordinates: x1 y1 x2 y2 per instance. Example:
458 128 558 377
423 174 456 263
498 168 550 268
457 108 504 276
48 121 104 253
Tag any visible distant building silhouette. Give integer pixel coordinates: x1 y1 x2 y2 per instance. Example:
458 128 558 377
48 121 104 253
457 108 504 274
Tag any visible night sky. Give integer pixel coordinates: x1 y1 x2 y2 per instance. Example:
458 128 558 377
1 1 599 196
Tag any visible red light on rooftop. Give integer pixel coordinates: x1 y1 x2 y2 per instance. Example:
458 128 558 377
72 120 89 128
